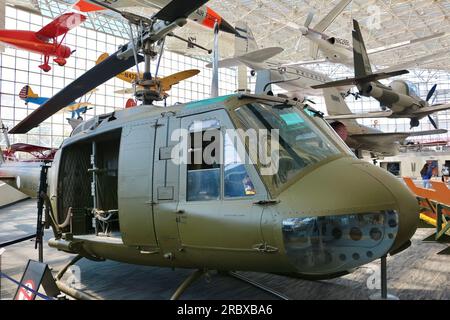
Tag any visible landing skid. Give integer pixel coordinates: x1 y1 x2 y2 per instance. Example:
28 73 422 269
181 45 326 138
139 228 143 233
227 271 290 300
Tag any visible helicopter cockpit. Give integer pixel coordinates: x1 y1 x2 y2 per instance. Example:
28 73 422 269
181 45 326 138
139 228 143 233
404 80 420 98
232 100 353 195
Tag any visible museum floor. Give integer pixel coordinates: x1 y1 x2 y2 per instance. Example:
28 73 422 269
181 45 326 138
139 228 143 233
1 199 448 300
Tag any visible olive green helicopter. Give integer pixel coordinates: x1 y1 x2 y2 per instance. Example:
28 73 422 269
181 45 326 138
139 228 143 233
0 0 419 300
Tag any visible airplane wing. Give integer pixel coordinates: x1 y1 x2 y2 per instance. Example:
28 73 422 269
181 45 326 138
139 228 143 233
377 49 450 73
8 143 55 153
312 70 409 89
312 0 352 33
367 32 447 56
281 59 328 68
309 0 351 59
207 57 242 68
353 129 447 142
411 104 450 116
206 47 283 68
325 110 393 120
36 13 86 40
159 69 200 90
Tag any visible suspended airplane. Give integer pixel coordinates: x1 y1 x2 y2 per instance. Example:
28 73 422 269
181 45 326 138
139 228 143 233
73 0 237 35
19 85 93 119
0 12 86 72
0 0 420 299
96 53 200 98
322 87 447 158
0 118 56 196
281 0 447 69
312 20 450 129
207 21 349 100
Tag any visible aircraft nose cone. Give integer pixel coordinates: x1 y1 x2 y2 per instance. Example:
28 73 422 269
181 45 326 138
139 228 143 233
275 157 419 275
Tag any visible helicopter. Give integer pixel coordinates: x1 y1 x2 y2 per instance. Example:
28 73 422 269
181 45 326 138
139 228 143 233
0 0 419 299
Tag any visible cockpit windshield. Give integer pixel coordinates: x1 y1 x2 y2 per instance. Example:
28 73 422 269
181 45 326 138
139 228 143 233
405 81 419 97
232 101 342 194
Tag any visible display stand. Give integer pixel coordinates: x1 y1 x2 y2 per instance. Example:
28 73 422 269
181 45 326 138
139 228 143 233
369 255 399 300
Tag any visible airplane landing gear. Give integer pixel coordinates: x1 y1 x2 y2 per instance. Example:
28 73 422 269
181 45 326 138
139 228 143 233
410 118 420 128
39 63 51 72
39 55 51 72
54 57 67 66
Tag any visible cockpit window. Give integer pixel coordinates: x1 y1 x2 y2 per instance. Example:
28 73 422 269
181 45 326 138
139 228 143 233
233 102 340 193
224 132 256 198
405 81 419 97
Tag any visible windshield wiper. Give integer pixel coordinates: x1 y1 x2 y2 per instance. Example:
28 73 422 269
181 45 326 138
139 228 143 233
272 103 291 110
304 106 324 118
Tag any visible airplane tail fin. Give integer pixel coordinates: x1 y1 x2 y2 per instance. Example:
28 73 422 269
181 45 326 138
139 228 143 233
19 85 38 100
322 87 358 126
234 21 259 56
96 53 109 65
352 19 373 78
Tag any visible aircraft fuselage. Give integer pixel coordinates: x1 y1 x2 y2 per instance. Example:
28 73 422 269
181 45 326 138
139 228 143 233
1 94 419 279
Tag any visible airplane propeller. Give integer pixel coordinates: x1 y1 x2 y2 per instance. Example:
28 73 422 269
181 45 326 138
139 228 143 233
425 84 438 129
426 84 437 102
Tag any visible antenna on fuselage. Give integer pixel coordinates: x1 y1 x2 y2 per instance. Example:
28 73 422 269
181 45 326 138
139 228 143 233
210 21 219 98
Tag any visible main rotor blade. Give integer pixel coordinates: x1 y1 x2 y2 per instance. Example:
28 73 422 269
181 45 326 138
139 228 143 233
10 49 144 134
154 0 209 22
428 115 438 129
426 84 437 102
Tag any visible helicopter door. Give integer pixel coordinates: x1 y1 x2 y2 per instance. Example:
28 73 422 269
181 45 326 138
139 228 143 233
118 118 159 248
152 114 183 253
177 110 268 254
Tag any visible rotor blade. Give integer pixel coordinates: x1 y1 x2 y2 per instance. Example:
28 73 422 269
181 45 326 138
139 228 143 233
428 115 438 129
426 84 437 102
10 49 144 134
154 0 209 22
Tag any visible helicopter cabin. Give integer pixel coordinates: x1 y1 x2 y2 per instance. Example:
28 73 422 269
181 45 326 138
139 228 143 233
52 94 348 254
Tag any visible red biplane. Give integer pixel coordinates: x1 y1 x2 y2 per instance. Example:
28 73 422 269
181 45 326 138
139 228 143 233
2 143 57 162
0 12 86 72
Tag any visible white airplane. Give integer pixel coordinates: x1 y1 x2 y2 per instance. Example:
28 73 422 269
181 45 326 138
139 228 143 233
207 21 349 100
73 0 237 35
280 0 447 69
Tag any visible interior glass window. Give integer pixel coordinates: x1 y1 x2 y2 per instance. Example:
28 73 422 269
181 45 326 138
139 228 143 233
186 120 221 202
224 133 256 198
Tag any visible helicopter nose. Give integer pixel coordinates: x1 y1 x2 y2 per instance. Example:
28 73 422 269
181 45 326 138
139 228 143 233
277 157 419 275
